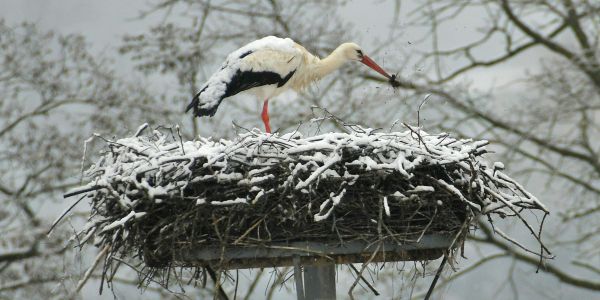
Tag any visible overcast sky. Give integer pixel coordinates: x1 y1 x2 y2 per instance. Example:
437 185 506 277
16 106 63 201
1 0 545 89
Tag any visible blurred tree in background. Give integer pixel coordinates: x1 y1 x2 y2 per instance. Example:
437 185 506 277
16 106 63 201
388 0 600 296
1 0 599 298
0 21 173 298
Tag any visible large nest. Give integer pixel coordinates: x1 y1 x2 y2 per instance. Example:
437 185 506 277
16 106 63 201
64 123 548 289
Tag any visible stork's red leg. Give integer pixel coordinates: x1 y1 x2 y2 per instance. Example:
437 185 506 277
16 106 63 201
261 99 271 133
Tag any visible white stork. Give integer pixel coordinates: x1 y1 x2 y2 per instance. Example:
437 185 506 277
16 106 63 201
186 36 393 133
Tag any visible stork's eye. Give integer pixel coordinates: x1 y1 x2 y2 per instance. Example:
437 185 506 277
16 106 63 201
356 49 363 57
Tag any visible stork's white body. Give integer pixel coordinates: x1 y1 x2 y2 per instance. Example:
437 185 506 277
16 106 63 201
187 36 391 132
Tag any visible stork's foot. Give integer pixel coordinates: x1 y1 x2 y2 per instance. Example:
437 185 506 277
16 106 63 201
261 99 271 133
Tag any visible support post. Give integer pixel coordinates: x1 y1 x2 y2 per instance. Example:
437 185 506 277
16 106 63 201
303 264 336 300
294 256 305 300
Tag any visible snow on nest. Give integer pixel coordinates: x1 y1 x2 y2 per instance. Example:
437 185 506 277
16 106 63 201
69 125 546 227
62 124 550 274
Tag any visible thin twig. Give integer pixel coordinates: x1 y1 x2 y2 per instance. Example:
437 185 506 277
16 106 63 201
73 245 110 296
348 243 382 300
47 195 86 235
424 255 447 300
417 93 432 128
348 264 380 296
176 124 186 155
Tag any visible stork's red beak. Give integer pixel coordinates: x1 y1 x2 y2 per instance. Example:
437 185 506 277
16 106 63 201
361 55 391 79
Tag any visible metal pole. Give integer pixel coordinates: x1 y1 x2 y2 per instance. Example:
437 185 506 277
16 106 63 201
303 264 336 300
294 256 305 300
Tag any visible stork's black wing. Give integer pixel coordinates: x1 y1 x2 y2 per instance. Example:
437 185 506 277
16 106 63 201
186 48 300 117
223 69 296 98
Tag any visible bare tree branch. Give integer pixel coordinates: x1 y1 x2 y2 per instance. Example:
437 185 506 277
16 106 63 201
472 222 600 291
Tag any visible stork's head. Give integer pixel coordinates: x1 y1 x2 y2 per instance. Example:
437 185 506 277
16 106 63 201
337 43 364 61
338 43 392 79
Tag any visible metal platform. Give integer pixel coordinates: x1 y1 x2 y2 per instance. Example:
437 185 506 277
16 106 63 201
160 234 454 300
170 234 453 269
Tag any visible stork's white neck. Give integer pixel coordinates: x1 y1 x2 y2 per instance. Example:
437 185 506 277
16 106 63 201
314 47 350 79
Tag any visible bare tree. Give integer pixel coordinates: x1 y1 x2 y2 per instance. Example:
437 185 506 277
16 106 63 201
0 20 174 298
5 0 599 298
374 0 600 295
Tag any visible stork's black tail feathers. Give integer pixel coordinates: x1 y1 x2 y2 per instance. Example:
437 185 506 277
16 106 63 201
185 86 219 117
